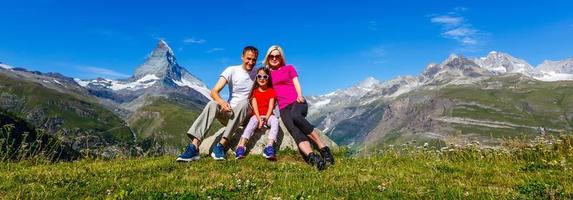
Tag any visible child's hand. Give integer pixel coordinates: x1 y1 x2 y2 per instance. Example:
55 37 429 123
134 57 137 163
258 120 264 129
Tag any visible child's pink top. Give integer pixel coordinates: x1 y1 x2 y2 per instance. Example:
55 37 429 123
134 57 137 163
270 64 299 110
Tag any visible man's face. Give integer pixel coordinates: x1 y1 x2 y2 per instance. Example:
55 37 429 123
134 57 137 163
241 50 258 71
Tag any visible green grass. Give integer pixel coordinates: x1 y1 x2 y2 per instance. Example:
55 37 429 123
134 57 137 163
1 135 572 199
129 97 222 149
0 73 132 142
441 76 573 130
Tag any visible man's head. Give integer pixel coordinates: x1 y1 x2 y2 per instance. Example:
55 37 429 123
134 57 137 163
241 46 258 71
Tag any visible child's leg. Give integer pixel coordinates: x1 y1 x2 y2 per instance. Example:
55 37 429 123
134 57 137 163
238 115 258 147
267 115 279 146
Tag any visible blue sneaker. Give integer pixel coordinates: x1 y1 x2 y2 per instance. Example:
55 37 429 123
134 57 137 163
211 143 226 160
235 146 246 159
176 144 200 162
262 146 276 161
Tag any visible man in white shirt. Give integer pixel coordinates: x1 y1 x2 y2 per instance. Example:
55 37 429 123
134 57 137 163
177 46 258 161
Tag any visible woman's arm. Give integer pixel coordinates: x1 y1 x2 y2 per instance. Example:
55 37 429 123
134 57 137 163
292 77 305 103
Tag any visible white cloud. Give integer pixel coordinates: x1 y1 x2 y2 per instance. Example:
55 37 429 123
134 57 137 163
80 66 130 78
430 15 464 27
430 9 484 48
183 37 206 44
443 27 477 37
206 48 224 53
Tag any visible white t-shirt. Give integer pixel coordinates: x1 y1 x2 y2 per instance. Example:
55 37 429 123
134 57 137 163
220 65 256 108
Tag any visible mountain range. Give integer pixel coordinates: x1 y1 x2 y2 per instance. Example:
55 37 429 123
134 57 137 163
1 40 216 156
2 41 572 155
307 51 573 150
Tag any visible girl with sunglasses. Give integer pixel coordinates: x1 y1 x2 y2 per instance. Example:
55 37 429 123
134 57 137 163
235 67 279 160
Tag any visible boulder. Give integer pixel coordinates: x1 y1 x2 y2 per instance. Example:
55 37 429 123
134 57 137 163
199 120 338 156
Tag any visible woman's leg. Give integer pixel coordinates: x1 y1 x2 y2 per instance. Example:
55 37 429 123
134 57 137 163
280 104 326 170
280 106 312 155
291 103 326 149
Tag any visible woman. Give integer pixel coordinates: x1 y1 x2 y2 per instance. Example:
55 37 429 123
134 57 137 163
263 45 335 170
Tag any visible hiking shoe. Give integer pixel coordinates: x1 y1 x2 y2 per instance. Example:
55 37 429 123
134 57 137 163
176 144 200 162
262 146 277 161
319 146 335 165
235 146 246 159
307 152 326 171
211 143 226 160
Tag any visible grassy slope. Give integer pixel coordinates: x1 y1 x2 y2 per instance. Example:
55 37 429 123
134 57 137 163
441 76 573 136
128 97 222 149
1 135 572 199
372 76 573 147
0 73 132 142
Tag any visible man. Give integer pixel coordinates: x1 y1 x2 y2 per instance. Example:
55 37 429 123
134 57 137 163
176 46 258 161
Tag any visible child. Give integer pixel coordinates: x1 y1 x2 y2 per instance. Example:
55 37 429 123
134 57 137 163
235 68 279 160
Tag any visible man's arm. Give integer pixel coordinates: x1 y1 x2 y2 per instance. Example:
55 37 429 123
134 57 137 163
211 76 232 112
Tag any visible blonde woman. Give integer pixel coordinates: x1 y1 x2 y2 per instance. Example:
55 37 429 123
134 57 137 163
263 45 335 170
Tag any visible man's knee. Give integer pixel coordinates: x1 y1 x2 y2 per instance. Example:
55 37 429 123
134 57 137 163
206 101 219 109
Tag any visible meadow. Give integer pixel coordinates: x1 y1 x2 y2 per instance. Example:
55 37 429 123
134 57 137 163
1 133 572 199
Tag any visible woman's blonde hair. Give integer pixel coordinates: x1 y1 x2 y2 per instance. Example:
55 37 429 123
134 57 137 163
262 45 287 68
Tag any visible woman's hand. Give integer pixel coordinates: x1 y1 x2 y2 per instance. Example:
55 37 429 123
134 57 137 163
297 96 305 103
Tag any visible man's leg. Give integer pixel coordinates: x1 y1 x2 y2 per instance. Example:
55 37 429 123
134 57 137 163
219 101 251 145
186 101 222 148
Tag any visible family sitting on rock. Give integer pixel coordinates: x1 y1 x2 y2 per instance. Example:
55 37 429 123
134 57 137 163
176 45 335 170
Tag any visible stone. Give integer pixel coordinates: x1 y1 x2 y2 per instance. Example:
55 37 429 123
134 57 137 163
198 120 338 156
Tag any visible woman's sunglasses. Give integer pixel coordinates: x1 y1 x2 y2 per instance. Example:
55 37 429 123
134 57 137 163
269 55 281 60
257 74 269 80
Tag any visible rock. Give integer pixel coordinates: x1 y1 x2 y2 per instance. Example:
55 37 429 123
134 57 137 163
199 120 338 156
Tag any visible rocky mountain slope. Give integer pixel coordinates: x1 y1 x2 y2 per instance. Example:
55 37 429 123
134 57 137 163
307 52 573 150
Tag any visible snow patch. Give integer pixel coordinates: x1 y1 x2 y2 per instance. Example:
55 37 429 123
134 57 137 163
74 78 90 87
0 63 14 69
173 78 212 100
535 71 573 81
110 74 160 90
311 98 331 108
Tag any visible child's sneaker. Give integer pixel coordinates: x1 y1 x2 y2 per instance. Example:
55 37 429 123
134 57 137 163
319 146 335 165
210 143 226 160
262 146 276 161
176 144 200 162
235 146 246 159
307 152 326 171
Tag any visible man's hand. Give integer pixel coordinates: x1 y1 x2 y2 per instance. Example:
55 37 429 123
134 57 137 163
217 100 232 112
296 96 305 103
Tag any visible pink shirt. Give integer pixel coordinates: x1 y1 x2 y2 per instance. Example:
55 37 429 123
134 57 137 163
270 64 299 110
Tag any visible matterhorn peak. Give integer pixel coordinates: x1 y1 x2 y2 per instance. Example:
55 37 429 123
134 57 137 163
133 40 180 79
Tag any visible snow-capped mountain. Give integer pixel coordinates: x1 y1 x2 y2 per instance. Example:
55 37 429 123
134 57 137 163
75 40 211 106
419 54 491 84
307 51 573 147
0 62 14 70
473 51 539 76
307 75 419 133
536 58 573 81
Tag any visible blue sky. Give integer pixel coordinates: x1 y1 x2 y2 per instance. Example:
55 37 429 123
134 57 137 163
1 0 572 95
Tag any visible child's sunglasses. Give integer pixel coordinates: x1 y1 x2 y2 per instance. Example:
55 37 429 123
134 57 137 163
257 74 269 80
